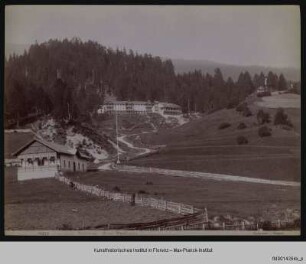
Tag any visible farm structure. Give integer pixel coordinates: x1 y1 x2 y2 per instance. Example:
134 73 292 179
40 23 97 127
12 138 91 181
97 100 182 116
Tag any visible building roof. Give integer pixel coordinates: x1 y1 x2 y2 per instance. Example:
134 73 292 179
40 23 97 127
157 102 182 108
76 149 93 161
104 100 152 105
5 130 36 159
12 137 75 157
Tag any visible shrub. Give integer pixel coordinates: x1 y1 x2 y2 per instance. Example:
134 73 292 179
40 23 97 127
242 107 252 117
227 101 238 109
274 108 293 127
237 122 247 130
113 186 121 192
261 221 276 230
258 126 272 137
236 136 248 145
138 190 147 194
58 223 73 230
257 91 271 97
236 102 248 112
218 122 231 130
257 110 270 125
280 125 292 131
145 181 153 185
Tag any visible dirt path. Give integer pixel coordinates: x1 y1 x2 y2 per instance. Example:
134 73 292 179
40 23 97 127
99 132 155 171
118 134 152 155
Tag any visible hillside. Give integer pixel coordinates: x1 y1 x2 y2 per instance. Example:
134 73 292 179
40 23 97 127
172 58 300 82
131 92 301 182
5 39 296 127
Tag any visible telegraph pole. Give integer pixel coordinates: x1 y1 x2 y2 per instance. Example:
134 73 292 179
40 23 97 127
115 110 120 164
188 98 190 116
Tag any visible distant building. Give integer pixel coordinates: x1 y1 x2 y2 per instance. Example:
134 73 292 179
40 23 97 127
152 102 182 116
12 138 91 181
256 77 271 97
97 101 182 116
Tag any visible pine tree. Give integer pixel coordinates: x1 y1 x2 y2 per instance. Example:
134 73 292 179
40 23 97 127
278 74 287 91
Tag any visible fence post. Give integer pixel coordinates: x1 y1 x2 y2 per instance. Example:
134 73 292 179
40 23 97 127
223 222 225 230
202 210 207 230
205 207 208 222
191 206 194 214
241 221 245 230
179 203 182 214
256 222 259 230
277 219 281 229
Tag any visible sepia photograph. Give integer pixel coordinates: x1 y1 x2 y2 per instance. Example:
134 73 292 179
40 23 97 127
4 5 301 236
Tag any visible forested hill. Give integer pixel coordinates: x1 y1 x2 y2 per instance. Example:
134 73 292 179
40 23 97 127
172 58 300 82
4 39 295 123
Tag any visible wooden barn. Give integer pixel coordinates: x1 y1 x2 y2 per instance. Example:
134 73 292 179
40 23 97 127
12 138 91 181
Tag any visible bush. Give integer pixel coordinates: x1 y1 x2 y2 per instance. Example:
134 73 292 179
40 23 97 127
257 91 271 97
145 181 153 185
113 186 121 192
218 122 231 130
257 110 270 125
227 101 238 109
237 122 247 130
58 223 73 230
242 107 252 117
258 126 272 137
236 102 248 112
274 108 293 127
236 136 248 145
138 190 147 194
261 221 276 230
280 125 292 131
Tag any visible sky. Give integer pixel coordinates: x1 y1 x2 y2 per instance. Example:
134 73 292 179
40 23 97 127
5 5 300 68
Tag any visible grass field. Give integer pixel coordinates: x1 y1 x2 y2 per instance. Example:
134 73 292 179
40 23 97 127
67 170 300 221
130 147 300 182
133 98 301 182
4 168 175 230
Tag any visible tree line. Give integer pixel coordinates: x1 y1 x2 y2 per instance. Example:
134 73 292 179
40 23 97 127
4 38 295 123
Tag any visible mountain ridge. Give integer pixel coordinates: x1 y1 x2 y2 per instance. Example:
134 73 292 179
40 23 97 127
171 58 300 82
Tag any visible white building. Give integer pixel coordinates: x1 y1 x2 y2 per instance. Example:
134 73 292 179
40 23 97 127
12 138 91 181
152 102 182 116
97 101 182 116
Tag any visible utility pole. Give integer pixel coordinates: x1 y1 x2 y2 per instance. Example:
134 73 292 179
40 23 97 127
188 98 190 116
115 110 120 164
67 102 71 121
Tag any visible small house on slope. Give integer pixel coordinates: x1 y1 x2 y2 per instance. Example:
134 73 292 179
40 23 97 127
12 138 91 181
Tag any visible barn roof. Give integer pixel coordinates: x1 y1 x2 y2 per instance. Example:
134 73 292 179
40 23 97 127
12 137 75 157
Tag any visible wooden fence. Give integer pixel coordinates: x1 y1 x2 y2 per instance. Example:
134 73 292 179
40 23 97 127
55 174 203 216
82 211 208 231
55 175 297 231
